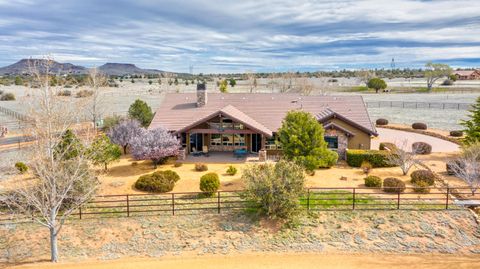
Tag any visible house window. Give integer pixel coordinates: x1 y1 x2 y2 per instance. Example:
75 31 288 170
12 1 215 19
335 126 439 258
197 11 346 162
222 134 233 146
234 134 245 146
266 136 282 150
221 119 233 129
324 136 338 149
211 134 221 146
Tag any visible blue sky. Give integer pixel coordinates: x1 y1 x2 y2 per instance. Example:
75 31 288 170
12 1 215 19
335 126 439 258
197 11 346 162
0 0 479 73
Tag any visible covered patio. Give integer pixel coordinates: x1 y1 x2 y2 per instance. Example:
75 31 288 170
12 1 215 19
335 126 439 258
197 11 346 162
182 151 262 164
176 105 274 158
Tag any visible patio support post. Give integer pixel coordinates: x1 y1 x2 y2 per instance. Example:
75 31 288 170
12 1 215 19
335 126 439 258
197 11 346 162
186 132 190 154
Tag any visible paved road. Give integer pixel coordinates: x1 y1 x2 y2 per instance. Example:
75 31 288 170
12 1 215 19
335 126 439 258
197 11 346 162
371 128 460 152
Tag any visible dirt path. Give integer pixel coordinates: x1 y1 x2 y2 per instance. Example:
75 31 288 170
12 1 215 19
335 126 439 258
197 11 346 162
9 253 480 269
372 128 460 152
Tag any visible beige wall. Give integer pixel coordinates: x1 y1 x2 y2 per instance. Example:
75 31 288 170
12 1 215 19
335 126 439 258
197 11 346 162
325 118 372 150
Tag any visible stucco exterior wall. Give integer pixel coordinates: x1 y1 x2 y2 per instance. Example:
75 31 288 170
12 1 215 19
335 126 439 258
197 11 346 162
326 118 372 150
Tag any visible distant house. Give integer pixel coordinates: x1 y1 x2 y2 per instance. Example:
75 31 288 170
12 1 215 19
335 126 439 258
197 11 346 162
452 70 480 80
150 84 377 160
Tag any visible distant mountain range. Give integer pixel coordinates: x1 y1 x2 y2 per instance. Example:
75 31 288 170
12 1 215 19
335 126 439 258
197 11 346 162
0 59 166 76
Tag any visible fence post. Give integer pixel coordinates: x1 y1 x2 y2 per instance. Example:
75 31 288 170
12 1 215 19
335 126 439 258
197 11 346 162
307 189 310 212
445 187 450 210
79 207 82 220
397 192 401 209
217 191 221 214
172 193 175 216
126 195 130 217
352 188 356 210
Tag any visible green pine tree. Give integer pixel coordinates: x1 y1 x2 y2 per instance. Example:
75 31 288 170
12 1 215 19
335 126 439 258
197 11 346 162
88 134 122 171
128 99 154 127
277 111 338 172
462 97 480 145
54 129 84 160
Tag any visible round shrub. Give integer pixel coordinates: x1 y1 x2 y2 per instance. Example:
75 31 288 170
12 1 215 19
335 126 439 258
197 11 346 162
364 175 382 187
226 165 237 176
412 180 431 194
174 161 183 167
200 172 220 196
379 142 397 151
410 169 435 186
195 163 208 172
412 142 432 155
412 122 427 130
135 170 180 193
449 130 463 137
0 92 15 101
14 162 28 174
383 177 406 193
376 118 389 126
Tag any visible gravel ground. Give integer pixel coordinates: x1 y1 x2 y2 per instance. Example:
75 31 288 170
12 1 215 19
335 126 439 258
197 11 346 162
1 210 480 264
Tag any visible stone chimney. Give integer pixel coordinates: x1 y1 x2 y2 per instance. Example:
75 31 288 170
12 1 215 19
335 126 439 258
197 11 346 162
196 83 207 107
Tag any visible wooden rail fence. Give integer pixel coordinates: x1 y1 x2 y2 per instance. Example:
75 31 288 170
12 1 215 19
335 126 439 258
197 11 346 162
366 101 472 110
1 187 478 224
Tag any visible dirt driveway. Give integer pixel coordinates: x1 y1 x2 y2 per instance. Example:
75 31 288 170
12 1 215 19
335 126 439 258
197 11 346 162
11 253 480 269
372 128 460 153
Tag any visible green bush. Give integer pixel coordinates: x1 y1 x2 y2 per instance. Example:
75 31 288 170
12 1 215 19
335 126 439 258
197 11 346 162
134 170 180 193
412 180 431 194
346 150 395 168
364 175 382 187
379 142 397 151
0 92 15 101
226 165 237 176
242 160 305 220
383 177 406 193
410 169 435 186
195 163 208 172
14 162 28 174
200 172 220 196
174 161 183 167
318 150 338 168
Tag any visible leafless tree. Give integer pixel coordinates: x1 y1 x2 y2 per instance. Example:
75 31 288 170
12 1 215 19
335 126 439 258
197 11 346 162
279 72 295 93
295 76 315 95
1 57 98 263
244 71 257 93
449 143 480 195
355 69 375 87
86 67 107 131
386 140 422 175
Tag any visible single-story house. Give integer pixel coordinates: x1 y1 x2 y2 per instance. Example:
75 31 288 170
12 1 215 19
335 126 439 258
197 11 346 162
452 70 480 80
149 84 378 160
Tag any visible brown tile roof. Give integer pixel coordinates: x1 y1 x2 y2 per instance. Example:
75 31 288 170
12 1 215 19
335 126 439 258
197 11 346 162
176 104 274 137
453 70 478 76
150 93 377 136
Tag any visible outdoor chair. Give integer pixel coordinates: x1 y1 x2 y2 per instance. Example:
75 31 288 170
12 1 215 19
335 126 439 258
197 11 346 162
233 148 248 158
202 146 209 157
192 148 202 157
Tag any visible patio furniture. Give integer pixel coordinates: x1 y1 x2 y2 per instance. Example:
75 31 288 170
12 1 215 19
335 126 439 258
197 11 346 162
192 148 202 157
233 148 248 158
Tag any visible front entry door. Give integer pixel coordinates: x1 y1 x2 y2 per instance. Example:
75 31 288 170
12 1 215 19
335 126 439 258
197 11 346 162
251 134 261 153
190 133 203 152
